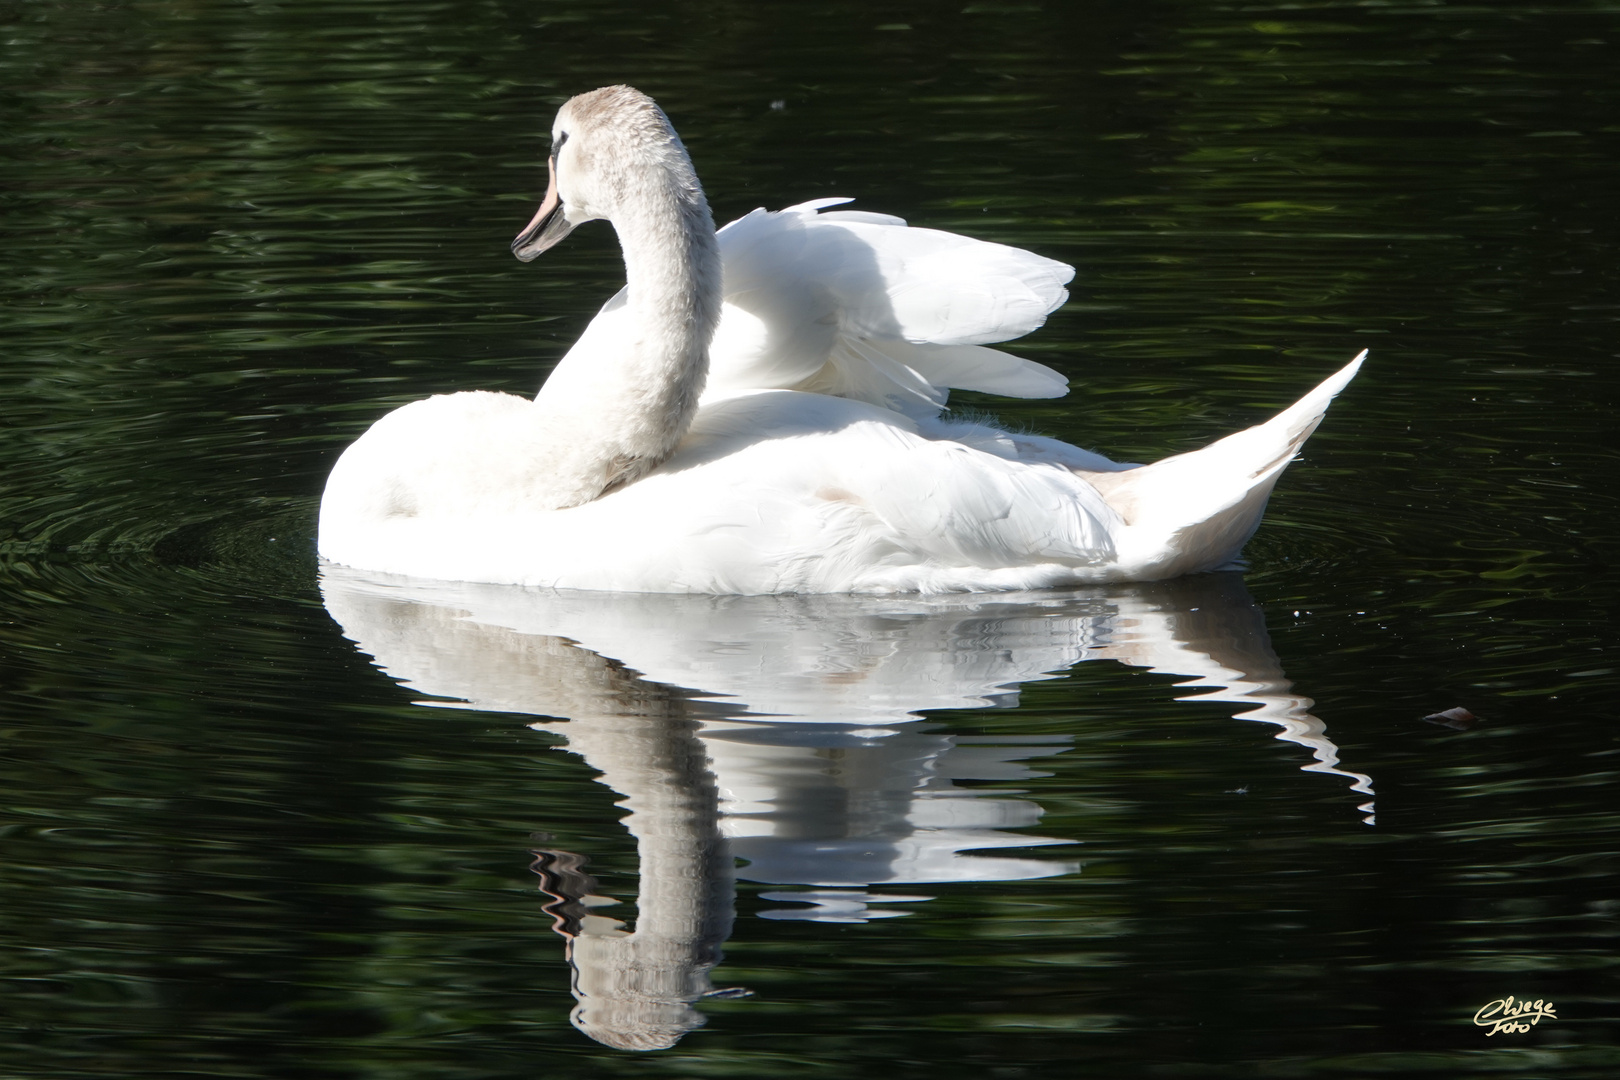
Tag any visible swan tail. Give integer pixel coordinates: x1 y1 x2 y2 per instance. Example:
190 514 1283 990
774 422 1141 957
1086 351 1365 578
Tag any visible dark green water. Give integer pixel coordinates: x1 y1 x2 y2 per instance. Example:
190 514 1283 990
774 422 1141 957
2 1 1617 1076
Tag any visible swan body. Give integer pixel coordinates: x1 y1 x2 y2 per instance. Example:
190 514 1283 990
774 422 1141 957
318 85 1363 595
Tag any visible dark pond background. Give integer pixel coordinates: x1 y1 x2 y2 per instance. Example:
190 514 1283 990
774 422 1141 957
2 0 1617 1076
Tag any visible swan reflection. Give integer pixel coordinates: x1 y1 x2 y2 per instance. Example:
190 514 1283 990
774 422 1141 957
320 570 1373 1050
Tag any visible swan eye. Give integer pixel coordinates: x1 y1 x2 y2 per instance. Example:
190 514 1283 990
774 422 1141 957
552 130 570 159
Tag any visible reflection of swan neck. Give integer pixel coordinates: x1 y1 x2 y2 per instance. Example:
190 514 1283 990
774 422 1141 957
544 683 734 1051
568 709 733 942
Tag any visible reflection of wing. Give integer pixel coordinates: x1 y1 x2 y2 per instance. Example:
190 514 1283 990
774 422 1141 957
701 722 1076 888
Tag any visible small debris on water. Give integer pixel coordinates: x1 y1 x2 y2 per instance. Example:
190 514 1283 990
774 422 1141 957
1423 706 1479 730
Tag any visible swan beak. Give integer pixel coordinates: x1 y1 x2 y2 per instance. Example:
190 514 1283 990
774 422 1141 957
511 156 576 261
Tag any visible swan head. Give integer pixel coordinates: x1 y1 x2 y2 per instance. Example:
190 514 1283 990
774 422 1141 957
512 85 703 262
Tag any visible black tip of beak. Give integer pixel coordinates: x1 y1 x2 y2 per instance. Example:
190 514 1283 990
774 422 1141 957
511 233 542 262
512 202 577 262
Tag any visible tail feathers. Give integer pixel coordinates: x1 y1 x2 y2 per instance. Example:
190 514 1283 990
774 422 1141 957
1083 351 1365 578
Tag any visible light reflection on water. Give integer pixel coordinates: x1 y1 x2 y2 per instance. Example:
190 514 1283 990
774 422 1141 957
322 569 1375 1049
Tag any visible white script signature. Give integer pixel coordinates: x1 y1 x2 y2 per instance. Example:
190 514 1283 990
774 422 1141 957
1473 995 1556 1035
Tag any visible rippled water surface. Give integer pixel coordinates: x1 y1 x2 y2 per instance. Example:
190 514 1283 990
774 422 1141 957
3 1 1617 1076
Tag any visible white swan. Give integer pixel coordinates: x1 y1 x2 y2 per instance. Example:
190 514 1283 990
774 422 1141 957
318 84 1363 594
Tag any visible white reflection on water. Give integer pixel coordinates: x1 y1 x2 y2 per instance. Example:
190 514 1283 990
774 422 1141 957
320 569 1374 1050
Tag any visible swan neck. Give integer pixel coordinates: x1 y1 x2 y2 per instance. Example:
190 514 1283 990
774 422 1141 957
527 141 722 510
616 176 722 383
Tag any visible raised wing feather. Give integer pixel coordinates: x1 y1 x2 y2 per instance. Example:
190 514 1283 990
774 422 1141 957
550 200 1074 418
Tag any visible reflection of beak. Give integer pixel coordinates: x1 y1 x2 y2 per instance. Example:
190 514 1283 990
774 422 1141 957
511 156 576 261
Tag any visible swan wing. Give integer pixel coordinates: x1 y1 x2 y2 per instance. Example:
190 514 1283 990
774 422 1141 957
555 201 1073 418
706 201 1073 416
